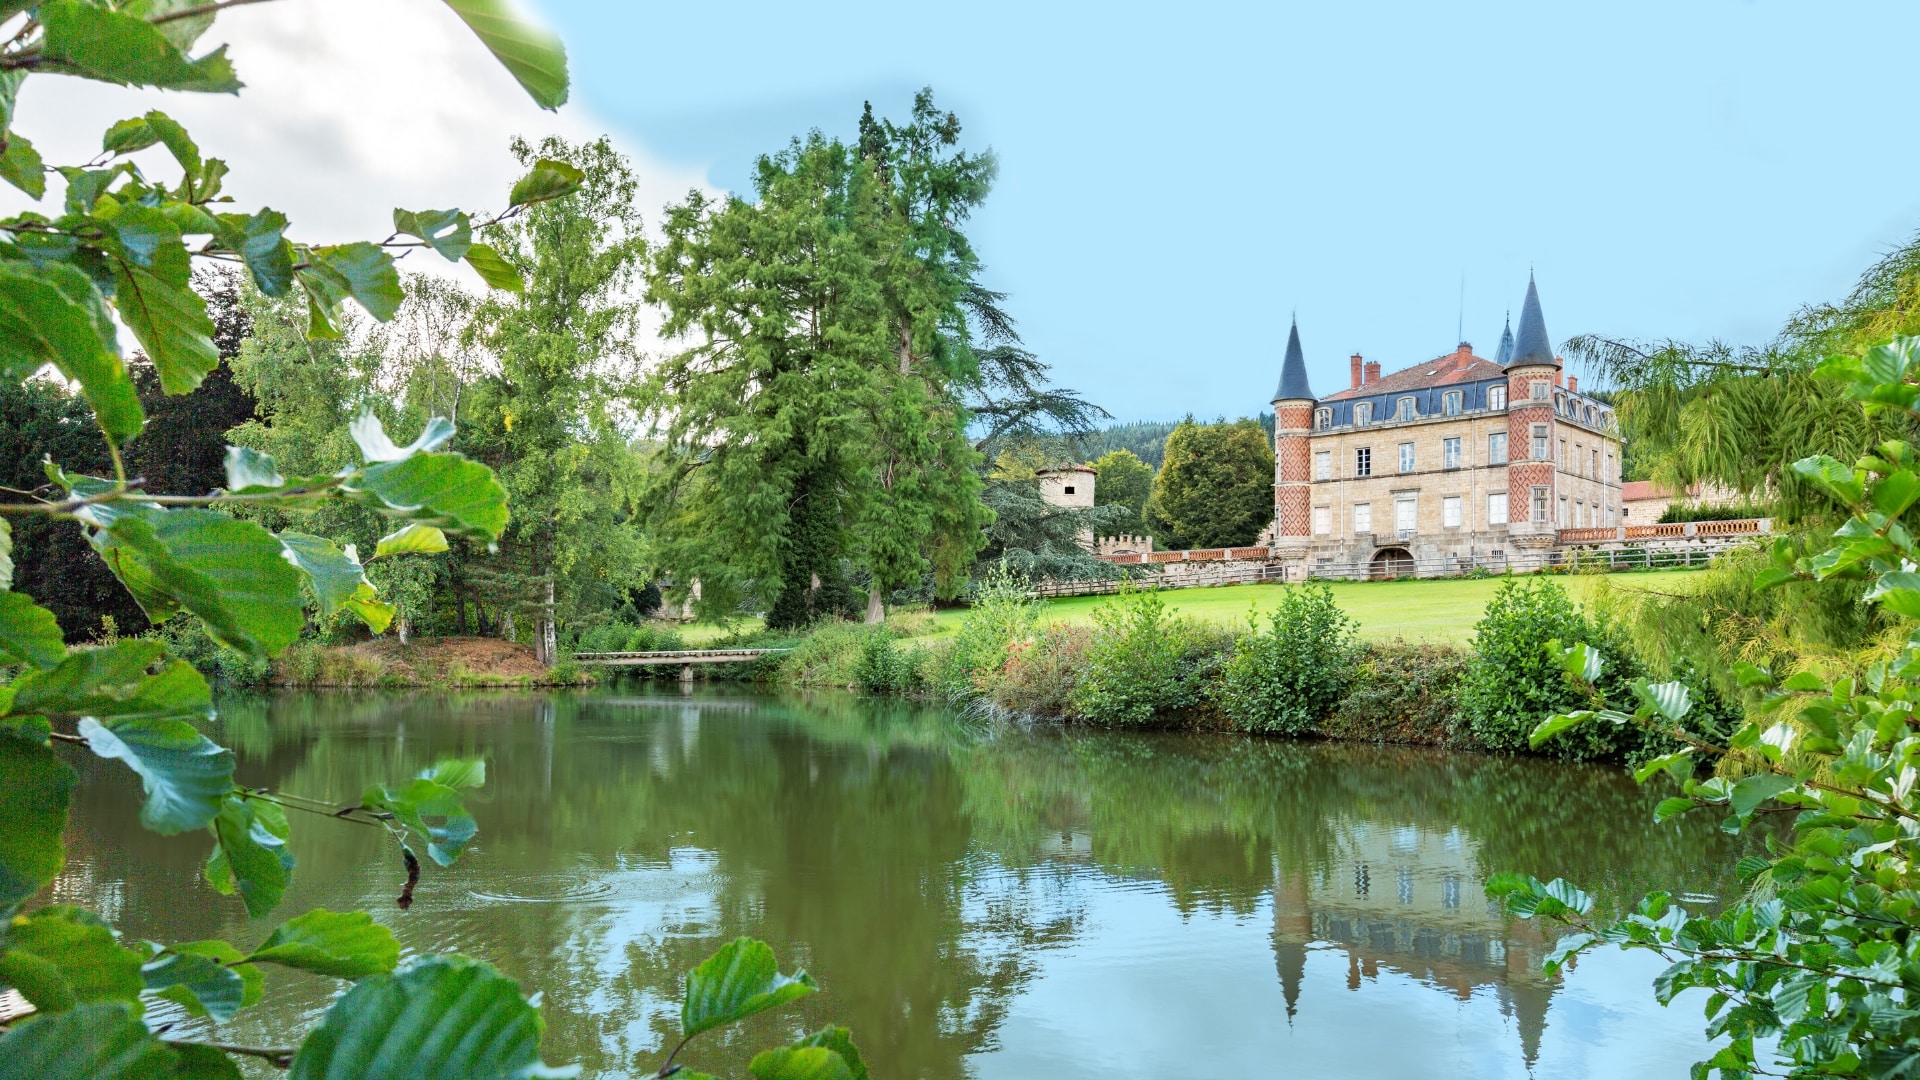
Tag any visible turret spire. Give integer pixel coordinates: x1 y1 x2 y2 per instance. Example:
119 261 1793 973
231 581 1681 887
1508 274 1556 368
1494 311 1515 365
1273 318 1316 402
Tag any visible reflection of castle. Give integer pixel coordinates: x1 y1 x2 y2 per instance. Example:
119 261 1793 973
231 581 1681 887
1270 822 1558 1069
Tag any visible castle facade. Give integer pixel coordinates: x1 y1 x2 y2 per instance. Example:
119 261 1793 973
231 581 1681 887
1270 277 1622 575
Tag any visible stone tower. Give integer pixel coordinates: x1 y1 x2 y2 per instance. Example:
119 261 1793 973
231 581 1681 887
1503 275 1559 546
1272 319 1317 540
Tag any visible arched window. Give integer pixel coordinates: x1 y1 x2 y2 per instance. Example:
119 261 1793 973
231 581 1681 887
1315 408 1332 430
1442 391 1462 416
1355 402 1373 426
1396 397 1416 421
1488 385 1507 410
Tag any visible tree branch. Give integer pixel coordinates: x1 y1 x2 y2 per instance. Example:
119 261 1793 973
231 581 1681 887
147 0 283 26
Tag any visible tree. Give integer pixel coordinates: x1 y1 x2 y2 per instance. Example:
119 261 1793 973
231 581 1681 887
1090 448 1152 536
1492 336 1920 1079
641 96 997 628
125 267 258 499
465 135 650 661
1147 418 1274 548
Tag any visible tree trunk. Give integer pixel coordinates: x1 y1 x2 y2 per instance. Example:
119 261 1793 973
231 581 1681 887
398 611 411 645
501 607 515 644
865 583 884 624
538 579 557 665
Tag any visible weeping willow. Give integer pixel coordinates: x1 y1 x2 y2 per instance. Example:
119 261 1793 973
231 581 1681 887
1566 233 1920 522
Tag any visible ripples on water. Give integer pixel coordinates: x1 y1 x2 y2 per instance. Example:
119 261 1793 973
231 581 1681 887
53 687 1756 1079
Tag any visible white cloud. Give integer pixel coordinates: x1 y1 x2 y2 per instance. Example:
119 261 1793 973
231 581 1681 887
7 0 712 279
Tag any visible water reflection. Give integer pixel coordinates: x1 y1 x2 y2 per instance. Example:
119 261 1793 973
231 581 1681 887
53 687 1750 1078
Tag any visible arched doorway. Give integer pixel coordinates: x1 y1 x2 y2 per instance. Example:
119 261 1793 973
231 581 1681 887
1370 547 1415 579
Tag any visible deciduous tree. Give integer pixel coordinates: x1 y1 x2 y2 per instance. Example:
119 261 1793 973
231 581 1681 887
1147 418 1274 548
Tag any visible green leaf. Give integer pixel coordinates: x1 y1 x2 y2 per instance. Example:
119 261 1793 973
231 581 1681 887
392 208 472 261
507 158 585 208
288 955 572 1080
1791 454 1867 507
223 446 284 492
8 640 211 724
207 794 293 919
38 0 241 93
143 939 261 1023
463 242 522 292
0 1002 178 1080
0 129 44 199
102 117 160 155
1631 680 1692 723
1730 773 1798 818
0 591 68 670
422 758 486 790
1634 749 1694 785
109 233 219 395
791 1028 868 1080
0 905 146 1016
246 909 399 979
1653 796 1696 823
373 523 448 559
0 259 144 444
138 111 201 179
79 716 232 835
0 731 75 911
169 1044 245 1080
1872 470 1920 518
1529 710 1590 748
346 452 510 544
681 937 818 1039
278 532 393 634
88 507 306 659
0 515 12 589
213 210 293 297
748 1048 853 1080
362 778 477 867
441 0 570 109
305 243 403 321
350 412 457 464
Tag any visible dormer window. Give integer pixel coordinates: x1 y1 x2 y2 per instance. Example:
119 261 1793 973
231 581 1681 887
1355 402 1372 426
1315 408 1332 430
1488 386 1507 410
1396 397 1416 421
1583 405 1595 425
1442 391 1462 416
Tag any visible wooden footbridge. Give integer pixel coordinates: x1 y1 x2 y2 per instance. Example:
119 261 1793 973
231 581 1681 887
571 648 789 682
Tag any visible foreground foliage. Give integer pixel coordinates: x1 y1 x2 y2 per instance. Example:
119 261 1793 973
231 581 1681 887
1215 582 1361 735
1493 336 1920 1079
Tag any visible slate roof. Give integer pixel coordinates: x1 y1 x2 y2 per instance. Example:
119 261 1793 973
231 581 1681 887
1272 320 1316 401
1510 275 1556 367
1320 345 1506 402
1494 314 1515 366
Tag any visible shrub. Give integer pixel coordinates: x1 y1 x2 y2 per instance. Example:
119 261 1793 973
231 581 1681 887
778 621 872 687
853 631 918 693
148 613 270 685
1460 578 1596 754
1069 585 1229 726
981 622 1091 717
1214 583 1361 734
1323 641 1470 744
934 563 1039 700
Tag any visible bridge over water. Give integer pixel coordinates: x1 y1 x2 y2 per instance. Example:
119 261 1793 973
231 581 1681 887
571 648 789 682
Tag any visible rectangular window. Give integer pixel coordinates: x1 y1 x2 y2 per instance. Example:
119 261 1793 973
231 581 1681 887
1355 447 1372 477
1558 438 1567 467
1488 385 1506 410
1397 397 1416 421
1314 450 1331 481
1313 505 1332 535
1606 450 1614 481
1488 492 1509 526
1355 402 1372 426
1354 502 1372 534
1443 437 1461 469
1443 495 1462 528
1573 442 1583 475
1489 432 1508 465
1532 425 1549 460
1398 442 1415 472
1531 486 1549 523
1532 380 1549 401
1395 496 1417 533
1315 408 1331 430
1592 448 1600 477
1606 506 1615 526
1558 495 1569 527
1443 391 1462 416
1576 500 1586 526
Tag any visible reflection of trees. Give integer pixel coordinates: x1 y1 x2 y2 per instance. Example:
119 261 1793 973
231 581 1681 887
60 688 1751 1078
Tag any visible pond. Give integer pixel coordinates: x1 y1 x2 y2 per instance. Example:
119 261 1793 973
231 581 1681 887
56 687 1751 1078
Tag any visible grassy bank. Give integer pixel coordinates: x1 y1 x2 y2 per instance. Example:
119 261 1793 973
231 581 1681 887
271 637 595 689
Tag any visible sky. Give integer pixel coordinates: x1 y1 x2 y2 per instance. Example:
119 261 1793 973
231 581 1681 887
15 1 1920 422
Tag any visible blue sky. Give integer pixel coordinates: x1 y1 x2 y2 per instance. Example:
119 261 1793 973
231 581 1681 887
539 0 1920 422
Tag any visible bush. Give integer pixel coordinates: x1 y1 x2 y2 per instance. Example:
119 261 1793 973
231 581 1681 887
148 613 270 685
1068 585 1229 726
980 622 1091 717
1323 641 1469 744
853 631 918 693
934 563 1038 700
575 620 689 654
1656 501 1769 524
1460 579 1596 754
1214 582 1361 734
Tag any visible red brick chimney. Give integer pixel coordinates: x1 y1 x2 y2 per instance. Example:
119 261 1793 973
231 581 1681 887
1553 371 1563 387
1350 353 1363 390
1567 375 1578 394
1363 360 1381 385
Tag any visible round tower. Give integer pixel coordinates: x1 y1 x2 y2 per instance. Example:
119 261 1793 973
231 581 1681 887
1503 275 1560 546
1272 319 1317 541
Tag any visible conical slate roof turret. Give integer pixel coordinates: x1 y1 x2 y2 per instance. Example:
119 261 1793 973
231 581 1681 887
1508 275 1557 368
1272 319 1316 402
1494 312 1515 366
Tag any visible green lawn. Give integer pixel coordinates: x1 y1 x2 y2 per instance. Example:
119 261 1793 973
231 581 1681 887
926 569 1704 647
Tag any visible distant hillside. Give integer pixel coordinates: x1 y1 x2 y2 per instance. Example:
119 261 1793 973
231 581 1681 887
1075 413 1274 470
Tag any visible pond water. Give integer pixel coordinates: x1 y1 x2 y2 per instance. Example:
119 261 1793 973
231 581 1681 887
55 687 1753 1078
